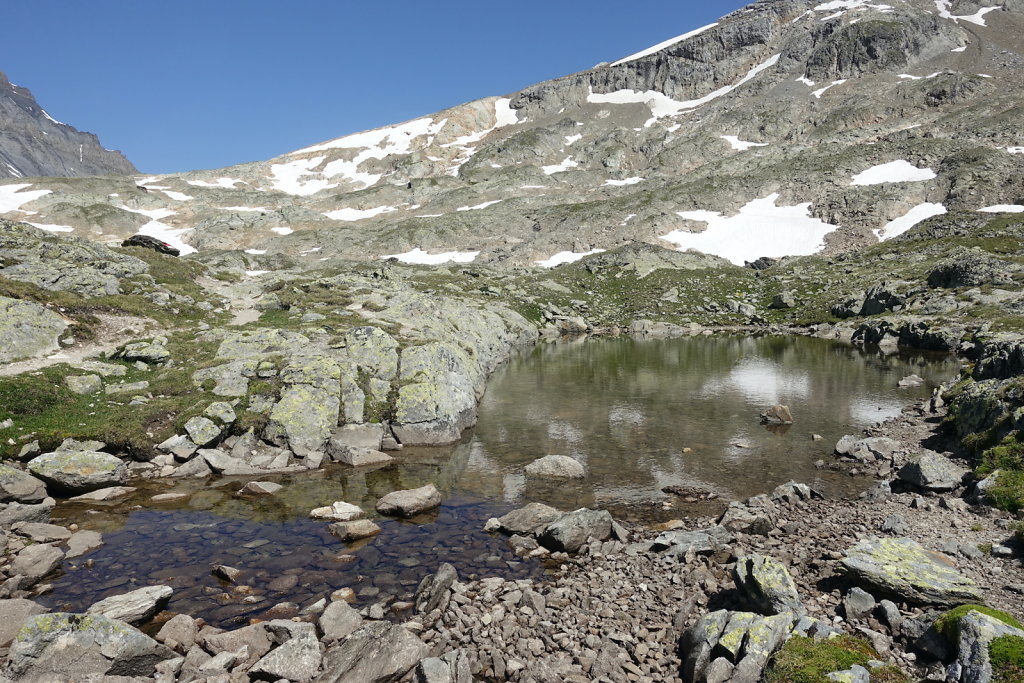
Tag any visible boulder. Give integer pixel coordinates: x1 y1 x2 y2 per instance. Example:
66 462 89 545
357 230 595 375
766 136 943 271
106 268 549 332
928 248 1015 288
249 629 321 682
860 281 907 316
328 519 381 541
841 536 983 606
11 543 64 581
835 436 899 463
898 374 925 388
415 563 458 616
265 384 339 456
718 495 777 535
897 451 967 492
0 295 67 363
65 374 103 395
184 416 221 447
769 291 796 309
760 405 793 425
203 401 236 424
330 424 385 451
524 454 586 478
486 502 562 536
328 443 394 467
67 486 136 502
319 600 364 643
343 326 400 380
0 598 47 647
203 623 272 668
376 484 442 517
86 585 173 625
6 613 175 680
113 338 170 365
683 610 793 683
310 501 365 522
392 342 477 445
0 464 47 503
156 613 197 650
651 526 734 557
733 554 805 616
237 481 282 496
538 508 613 553
0 501 52 526
318 621 428 683
27 450 128 493
416 650 473 683
947 609 1024 683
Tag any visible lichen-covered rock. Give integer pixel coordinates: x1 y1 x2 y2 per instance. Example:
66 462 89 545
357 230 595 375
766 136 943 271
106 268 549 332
65 374 103 395
945 609 1024 683
183 416 221 447
203 401 236 424
215 328 311 359
841 536 982 606
343 326 399 380
0 295 67 363
27 450 128 493
524 454 585 478
86 585 173 625
538 508 613 553
392 342 477 445
265 384 339 456
0 464 47 503
376 484 442 517
683 609 793 683
733 554 805 616
6 612 175 680
897 451 967 492
112 336 169 364
0 599 47 648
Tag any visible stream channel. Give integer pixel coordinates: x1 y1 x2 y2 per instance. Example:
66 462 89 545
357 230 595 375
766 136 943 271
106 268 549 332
40 335 961 628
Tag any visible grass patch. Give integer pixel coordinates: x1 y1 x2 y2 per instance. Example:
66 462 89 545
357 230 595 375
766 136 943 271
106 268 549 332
990 634 1024 683
765 635 909 683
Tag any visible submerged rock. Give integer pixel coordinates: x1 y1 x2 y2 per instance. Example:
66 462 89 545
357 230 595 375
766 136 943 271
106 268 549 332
524 454 586 479
376 485 442 517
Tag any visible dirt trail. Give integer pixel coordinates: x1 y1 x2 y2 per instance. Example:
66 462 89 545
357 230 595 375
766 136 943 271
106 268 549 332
0 314 161 377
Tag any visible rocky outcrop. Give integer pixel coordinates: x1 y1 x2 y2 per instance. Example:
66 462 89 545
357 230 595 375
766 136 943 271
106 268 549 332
0 296 66 363
0 71 137 178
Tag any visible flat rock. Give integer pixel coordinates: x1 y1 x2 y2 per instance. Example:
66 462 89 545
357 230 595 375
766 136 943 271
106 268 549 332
841 536 982 606
67 486 137 502
27 450 128 493
330 424 385 451
538 508 613 553
376 484 441 518
319 600 364 643
65 374 103 395
311 501 365 522
237 481 282 496
0 598 47 647
488 502 562 536
87 585 173 625
11 543 63 580
0 295 67 363
524 455 586 479
329 444 394 467
652 526 733 556
0 464 48 503
250 630 321 682
0 501 52 525
66 529 104 558
14 522 71 543
319 621 428 683
6 612 175 680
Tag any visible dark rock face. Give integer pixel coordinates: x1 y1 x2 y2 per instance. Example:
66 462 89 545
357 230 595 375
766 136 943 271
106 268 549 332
0 71 136 179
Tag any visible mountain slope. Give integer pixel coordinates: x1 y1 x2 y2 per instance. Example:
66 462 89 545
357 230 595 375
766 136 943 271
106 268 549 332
0 71 137 179
0 0 1021 267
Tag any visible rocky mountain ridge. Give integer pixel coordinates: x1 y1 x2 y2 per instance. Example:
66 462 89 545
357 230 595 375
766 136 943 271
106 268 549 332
0 71 137 180
0 0 1020 270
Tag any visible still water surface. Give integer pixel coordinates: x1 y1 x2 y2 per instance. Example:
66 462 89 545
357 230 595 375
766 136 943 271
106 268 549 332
41 335 960 627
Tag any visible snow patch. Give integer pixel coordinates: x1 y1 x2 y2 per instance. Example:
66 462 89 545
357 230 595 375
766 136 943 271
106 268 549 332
137 220 196 256
951 45 967 52
27 222 73 233
271 155 335 196
160 190 194 201
564 134 583 145
979 204 1024 213
851 160 936 185
381 248 480 264
934 0 999 26
535 249 606 268
610 23 718 66
604 177 644 186
270 227 294 235
1008 147 1024 155
245 270 270 277
660 194 839 265
323 206 397 221
457 200 503 211
415 214 445 218
244 249 267 255
797 75 817 86
812 80 847 98
721 135 768 151
187 178 241 189
814 1 892 11
0 184 51 213
874 203 946 241
118 205 177 220
542 157 579 175
588 54 780 124
222 206 267 212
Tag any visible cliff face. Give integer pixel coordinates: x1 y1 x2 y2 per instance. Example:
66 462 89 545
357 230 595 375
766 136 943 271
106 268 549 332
0 71 137 179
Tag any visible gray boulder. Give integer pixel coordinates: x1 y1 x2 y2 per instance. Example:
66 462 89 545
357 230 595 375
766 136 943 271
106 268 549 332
860 281 907 316
318 621 429 683
415 562 458 616
897 451 967 492
310 501 366 521
538 508 613 553
11 543 64 581
0 599 47 647
28 450 127 493
835 436 899 463
184 416 221 447
328 519 382 541
651 526 733 557
683 610 794 683
319 600 363 643
718 495 777 535
0 464 47 503
87 585 173 625
760 405 793 425
113 337 169 364
841 536 982 606
330 424 385 451
6 612 174 680
416 650 473 683
328 443 394 467
486 502 562 536
0 295 67 363
946 609 1024 683
733 554 805 616
376 484 442 517
928 248 1015 288
65 375 103 395
392 342 477 445
249 628 322 682
524 454 585 479
265 384 339 456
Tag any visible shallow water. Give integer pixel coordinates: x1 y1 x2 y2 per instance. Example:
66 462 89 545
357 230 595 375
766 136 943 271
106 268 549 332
41 335 959 626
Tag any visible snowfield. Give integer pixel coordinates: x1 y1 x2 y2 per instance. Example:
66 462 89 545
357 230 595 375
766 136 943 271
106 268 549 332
661 194 839 265
875 203 947 241
0 184 52 213
535 249 607 268
851 160 936 185
721 136 768 151
323 206 397 221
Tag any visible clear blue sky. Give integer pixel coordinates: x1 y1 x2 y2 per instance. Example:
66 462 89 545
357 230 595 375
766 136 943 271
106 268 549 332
5 1 749 174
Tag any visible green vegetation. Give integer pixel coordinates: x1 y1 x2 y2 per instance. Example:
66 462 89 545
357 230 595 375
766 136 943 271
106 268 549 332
934 605 1024 644
765 635 909 683
990 634 1024 683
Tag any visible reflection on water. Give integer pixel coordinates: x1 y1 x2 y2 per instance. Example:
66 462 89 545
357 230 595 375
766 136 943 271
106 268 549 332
42 335 958 626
